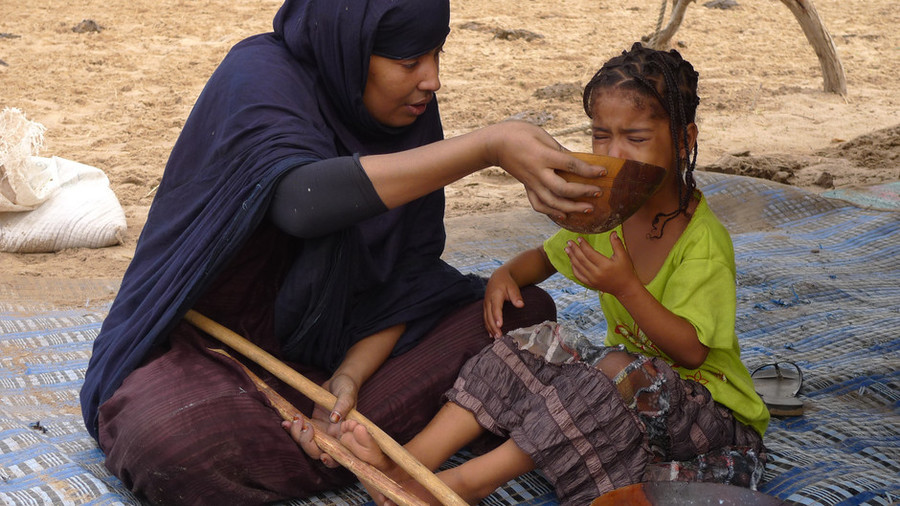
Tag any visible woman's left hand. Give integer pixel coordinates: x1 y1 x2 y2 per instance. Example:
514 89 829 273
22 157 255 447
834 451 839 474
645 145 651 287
312 373 360 436
283 416 342 468
287 372 360 468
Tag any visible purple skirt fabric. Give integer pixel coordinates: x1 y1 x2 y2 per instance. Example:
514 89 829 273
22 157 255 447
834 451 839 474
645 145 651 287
445 325 766 506
97 286 556 505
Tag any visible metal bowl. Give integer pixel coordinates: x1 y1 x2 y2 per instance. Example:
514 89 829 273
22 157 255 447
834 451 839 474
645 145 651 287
591 482 788 505
551 152 668 234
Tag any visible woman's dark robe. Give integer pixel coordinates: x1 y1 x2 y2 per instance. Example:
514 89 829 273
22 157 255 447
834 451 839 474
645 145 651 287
80 0 484 440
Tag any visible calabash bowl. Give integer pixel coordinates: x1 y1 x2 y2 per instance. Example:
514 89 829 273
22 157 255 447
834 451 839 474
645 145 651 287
552 152 668 234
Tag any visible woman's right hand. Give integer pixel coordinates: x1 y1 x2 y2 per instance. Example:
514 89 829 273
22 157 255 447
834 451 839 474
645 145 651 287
481 121 606 220
359 120 605 217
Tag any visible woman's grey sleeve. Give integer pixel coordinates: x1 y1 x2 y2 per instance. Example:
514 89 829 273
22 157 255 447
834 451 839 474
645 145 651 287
269 155 387 238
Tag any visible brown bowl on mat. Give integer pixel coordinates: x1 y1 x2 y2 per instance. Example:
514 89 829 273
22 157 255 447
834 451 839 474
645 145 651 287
552 152 668 234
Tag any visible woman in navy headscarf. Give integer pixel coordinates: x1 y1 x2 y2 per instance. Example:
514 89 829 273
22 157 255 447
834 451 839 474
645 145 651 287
80 0 603 503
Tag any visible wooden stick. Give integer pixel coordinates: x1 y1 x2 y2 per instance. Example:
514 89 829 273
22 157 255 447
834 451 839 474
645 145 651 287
207 348 427 506
184 310 466 506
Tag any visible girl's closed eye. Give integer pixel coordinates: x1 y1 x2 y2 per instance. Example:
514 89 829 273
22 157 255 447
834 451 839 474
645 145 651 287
592 128 611 141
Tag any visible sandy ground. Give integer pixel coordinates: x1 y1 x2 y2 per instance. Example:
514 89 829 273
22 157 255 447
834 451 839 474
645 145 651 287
1 0 898 288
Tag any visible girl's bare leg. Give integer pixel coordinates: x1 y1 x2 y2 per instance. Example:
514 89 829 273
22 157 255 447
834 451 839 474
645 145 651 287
341 402 534 504
438 438 535 503
339 402 482 474
404 402 486 470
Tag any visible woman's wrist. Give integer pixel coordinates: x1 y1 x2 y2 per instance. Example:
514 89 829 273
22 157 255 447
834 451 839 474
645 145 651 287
476 122 509 169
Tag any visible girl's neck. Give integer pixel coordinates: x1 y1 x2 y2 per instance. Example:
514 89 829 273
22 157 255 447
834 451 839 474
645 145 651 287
632 177 692 224
621 181 698 284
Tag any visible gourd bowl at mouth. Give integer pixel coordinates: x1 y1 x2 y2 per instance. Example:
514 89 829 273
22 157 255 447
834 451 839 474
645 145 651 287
551 152 668 234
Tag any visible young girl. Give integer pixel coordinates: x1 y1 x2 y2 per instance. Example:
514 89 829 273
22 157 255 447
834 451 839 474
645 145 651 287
289 42 769 505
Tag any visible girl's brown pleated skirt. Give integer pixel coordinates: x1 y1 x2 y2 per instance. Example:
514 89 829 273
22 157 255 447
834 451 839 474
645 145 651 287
445 324 766 506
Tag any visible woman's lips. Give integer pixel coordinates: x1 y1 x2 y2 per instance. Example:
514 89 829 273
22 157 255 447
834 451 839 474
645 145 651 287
407 103 427 115
407 97 432 116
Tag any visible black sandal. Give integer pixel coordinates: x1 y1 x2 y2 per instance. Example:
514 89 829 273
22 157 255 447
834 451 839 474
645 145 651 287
751 361 805 417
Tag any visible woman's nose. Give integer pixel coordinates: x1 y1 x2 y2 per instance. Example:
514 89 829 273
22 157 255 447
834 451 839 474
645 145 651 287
419 59 441 92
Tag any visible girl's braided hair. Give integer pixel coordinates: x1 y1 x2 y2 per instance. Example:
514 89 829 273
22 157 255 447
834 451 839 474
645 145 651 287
582 42 700 238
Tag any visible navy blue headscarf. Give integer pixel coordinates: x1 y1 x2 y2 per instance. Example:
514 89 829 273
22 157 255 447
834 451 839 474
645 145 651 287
80 0 482 440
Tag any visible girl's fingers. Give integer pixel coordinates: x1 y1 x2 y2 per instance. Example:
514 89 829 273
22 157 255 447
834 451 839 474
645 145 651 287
608 231 626 257
564 239 587 266
482 296 496 334
485 298 504 337
508 285 525 309
483 285 506 337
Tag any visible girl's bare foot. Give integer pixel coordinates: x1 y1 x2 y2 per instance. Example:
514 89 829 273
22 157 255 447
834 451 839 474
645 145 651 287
339 420 396 473
340 420 445 505
339 420 406 505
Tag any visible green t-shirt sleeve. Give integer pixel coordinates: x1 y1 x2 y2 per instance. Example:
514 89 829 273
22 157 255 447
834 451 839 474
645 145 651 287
655 210 737 350
661 256 736 350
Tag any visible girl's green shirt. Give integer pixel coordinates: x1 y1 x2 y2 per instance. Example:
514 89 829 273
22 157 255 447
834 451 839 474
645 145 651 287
544 193 769 436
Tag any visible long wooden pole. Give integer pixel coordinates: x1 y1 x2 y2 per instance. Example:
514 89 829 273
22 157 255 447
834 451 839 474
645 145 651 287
207 348 427 506
184 309 466 506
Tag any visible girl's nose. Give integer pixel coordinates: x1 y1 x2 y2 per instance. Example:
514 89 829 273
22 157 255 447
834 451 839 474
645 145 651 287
607 140 626 159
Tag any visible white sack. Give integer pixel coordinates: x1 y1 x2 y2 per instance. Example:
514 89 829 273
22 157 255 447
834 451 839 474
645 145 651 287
0 156 127 253
0 107 127 253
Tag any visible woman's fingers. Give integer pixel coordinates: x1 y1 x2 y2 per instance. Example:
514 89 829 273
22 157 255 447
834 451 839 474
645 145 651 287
282 416 343 468
327 373 359 425
524 156 607 218
493 122 605 216
284 417 321 456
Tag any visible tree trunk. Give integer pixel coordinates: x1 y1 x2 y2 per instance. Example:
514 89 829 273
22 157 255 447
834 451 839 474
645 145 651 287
646 0 695 49
779 0 847 96
644 0 847 96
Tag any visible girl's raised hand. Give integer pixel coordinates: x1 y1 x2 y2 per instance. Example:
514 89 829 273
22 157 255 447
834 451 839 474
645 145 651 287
565 232 639 296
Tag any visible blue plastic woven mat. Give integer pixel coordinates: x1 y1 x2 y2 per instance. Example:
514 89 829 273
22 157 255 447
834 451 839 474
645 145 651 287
1 172 898 505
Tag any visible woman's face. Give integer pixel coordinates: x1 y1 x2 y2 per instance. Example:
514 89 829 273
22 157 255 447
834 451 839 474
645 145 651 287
589 88 696 171
363 46 442 127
